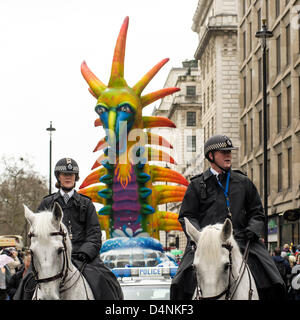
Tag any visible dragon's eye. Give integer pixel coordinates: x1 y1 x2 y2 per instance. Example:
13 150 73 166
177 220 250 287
118 104 132 113
95 105 107 115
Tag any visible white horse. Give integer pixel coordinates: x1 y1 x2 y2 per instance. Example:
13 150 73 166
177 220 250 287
24 202 94 300
184 218 259 300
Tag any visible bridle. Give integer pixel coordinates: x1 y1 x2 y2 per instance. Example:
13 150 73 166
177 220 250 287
28 226 70 289
27 224 91 300
193 240 253 300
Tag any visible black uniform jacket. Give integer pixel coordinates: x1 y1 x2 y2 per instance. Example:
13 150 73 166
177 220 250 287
171 169 285 300
37 190 101 261
14 190 123 300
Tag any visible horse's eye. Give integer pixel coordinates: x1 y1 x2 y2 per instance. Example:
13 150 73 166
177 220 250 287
224 262 230 272
57 247 64 255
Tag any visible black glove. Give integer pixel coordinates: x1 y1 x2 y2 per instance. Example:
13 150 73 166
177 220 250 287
77 252 89 263
245 229 259 242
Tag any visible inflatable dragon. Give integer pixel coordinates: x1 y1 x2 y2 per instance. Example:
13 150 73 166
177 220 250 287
78 17 188 240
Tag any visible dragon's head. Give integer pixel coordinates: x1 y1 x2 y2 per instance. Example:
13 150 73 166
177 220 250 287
81 17 179 187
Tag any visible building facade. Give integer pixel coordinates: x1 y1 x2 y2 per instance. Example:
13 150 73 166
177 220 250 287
238 0 300 248
192 0 241 170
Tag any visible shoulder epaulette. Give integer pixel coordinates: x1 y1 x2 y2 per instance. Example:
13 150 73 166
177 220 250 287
190 173 203 181
78 193 92 201
42 192 56 199
233 169 247 176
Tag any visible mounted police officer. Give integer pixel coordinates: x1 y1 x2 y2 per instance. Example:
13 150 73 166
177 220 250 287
14 158 123 300
170 135 286 300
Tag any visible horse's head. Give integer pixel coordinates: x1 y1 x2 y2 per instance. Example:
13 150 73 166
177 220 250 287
184 218 237 299
24 202 70 300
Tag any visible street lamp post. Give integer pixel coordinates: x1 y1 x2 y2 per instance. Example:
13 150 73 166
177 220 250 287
255 19 273 249
46 121 56 194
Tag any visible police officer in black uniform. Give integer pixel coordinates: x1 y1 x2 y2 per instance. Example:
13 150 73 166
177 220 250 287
170 135 286 300
14 158 123 300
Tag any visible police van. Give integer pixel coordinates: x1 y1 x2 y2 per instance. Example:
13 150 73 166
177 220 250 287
112 266 178 300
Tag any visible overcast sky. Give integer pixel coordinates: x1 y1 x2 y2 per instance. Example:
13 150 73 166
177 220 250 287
0 0 199 191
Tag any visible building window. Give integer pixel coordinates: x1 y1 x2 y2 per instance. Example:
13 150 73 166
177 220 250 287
276 36 281 75
186 112 196 126
186 86 196 96
211 80 214 103
266 0 269 26
277 94 282 133
266 49 270 85
257 9 261 33
259 163 263 196
287 86 291 127
267 98 270 140
187 136 196 152
203 92 206 113
267 159 270 195
286 24 291 65
243 75 247 108
243 31 247 60
277 153 282 192
276 0 280 18
208 121 210 137
242 0 246 16
207 86 210 108
299 77 300 119
258 58 262 93
259 110 262 145
249 22 252 53
250 117 253 151
250 68 253 102
244 123 247 156
288 147 292 189
299 14 300 53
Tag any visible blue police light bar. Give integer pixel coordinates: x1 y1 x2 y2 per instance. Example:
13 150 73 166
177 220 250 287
112 266 178 278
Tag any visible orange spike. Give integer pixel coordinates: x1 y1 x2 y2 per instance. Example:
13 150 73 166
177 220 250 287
81 61 106 98
91 154 107 170
132 58 169 95
108 16 129 86
79 167 107 189
141 87 180 108
147 147 177 165
93 138 108 152
146 132 173 149
143 116 176 129
88 88 98 99
150 165 189 186
94 118 102 127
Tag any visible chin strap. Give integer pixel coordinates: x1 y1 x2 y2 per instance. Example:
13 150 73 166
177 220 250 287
61 186 75 192
210 152 230 173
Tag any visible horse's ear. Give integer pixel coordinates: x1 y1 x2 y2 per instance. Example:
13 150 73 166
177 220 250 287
52 202 63 227
24 204 35 226
221 218 232 242
184 217 200 244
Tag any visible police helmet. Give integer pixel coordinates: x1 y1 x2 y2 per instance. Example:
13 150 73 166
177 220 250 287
204 135 237 161
54 158 79 180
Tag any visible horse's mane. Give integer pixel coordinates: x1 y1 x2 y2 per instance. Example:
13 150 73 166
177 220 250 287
32 211 57 238
31 210 72 251
197 224 242 270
